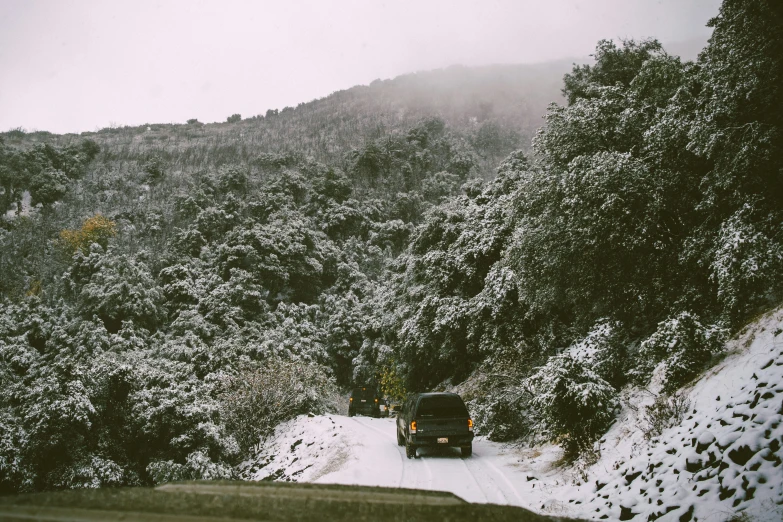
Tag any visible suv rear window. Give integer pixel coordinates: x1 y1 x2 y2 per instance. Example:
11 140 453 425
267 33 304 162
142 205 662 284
416 396 468 418
351 387 377 400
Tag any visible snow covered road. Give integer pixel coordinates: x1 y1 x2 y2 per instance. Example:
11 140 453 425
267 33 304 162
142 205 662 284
241 414 538 509
341 416 520 504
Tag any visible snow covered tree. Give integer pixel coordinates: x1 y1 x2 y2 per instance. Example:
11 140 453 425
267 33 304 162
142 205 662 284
321 292 366 386
686 0 783 325
525 353 617 457
71 248 164 333
710 205 783 323
569 319 628 390
216 164 248 195
635 312 725 393
562 39 665 105
392 159 524 389
141 155 166 185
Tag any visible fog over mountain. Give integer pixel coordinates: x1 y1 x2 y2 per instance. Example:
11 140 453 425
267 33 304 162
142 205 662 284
0 0 719 134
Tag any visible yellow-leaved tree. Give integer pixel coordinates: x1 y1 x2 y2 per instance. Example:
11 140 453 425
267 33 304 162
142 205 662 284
60 214 117 254
378 360 407 403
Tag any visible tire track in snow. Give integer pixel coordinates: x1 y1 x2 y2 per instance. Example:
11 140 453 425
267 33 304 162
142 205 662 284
418 450 434 490
459 456 491 503
481 456 526 506
351 417 406 488
412 445 478 501
352 417 432 491
349 417 501 503
462 451 509 504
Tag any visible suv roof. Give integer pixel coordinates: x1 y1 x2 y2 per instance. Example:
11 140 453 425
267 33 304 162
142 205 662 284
409 392 461 401
404 393 470 419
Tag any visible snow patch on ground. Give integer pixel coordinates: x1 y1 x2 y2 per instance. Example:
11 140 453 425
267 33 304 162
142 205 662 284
239 415 355 483
240 307 783 521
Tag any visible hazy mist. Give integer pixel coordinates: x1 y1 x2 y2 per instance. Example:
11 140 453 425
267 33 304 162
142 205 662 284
0 0 721 134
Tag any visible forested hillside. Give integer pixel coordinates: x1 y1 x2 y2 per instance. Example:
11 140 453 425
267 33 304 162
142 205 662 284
4 61 573 179
1 0 781 505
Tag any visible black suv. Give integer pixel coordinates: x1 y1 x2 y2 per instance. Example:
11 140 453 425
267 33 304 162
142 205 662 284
396 392 474 458
348 386 382 418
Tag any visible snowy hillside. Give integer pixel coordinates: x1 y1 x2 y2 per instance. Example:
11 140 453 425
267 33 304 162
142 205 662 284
564 307 783 521
240 307 783 522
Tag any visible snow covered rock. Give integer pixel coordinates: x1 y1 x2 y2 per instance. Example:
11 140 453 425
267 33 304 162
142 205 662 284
566 307 783 521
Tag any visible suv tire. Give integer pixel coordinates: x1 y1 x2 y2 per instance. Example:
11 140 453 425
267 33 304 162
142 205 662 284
397 429 404 447
405 441 416 459
461 444 472 458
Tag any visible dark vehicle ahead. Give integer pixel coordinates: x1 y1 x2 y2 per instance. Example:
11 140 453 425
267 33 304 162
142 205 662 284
349 386 382 417
396 392 474 459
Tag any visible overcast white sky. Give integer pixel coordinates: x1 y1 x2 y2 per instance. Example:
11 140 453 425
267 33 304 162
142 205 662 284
0 0 720 134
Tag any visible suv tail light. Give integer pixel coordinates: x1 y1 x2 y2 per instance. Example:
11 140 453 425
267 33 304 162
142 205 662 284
468 418 473 432
410 420 417 434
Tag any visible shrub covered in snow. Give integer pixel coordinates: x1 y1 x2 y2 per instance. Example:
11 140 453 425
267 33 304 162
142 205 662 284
711 205 783 325
453 343 540 443
146 450 235 484
217 359 337 453
639 391 690 440
525 353 618 457
468 393 534 442
635 312 724 393
52 455 131 489
569 319 628 389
